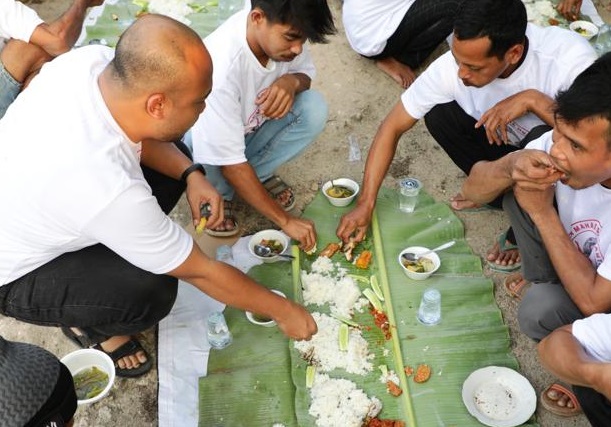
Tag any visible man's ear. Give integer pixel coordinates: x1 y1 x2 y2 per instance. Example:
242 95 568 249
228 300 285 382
506 43 524 65
146 93 166 119
249 7 266 26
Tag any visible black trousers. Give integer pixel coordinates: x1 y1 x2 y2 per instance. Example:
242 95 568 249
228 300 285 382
424 101 552 208
574 385 611 427
369 0 462 68
0 142 191 344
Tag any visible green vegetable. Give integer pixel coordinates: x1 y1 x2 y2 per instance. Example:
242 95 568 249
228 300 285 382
339 324 349 351
73 366 109 400
363 288 383 311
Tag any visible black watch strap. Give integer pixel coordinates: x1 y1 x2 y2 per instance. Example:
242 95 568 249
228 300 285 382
180 163 206 183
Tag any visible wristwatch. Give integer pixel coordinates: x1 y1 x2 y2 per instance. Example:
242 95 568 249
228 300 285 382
180 163 206 183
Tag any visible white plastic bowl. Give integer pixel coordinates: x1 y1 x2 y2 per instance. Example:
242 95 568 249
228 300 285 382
570 20 599 40
322 178 360 207
248 229 290 263
60 348 115 405
398 246 441 281
245 290 286 327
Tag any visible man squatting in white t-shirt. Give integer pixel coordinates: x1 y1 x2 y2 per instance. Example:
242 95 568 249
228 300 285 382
462 53 611 423
0 14 317 378
342 0 462 89
0 0 103 119
335 0 596 271
186 0 335 246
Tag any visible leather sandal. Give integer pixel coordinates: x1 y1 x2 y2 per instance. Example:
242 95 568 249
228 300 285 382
262 175 295 211
502 272 530 301
541 383 582 417
205 200 240 237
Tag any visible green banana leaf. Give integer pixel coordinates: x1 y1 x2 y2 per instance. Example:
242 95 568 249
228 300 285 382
200 188 539 427
80 0 222 47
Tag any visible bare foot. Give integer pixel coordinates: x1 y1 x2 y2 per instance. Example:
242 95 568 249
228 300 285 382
450 193 483 211
375 57 416 89
546 387 576 409
487 240 521 268
98 335 148 371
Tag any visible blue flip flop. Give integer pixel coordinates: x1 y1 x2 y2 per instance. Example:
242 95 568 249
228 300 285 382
486 230 521 273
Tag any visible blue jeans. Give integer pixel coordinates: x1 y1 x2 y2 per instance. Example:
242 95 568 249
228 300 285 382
186 89 328 200
0 60 21 120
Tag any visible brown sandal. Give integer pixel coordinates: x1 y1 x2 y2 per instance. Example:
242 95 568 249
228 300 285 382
262 175 295 211
541 383 582 417
502 272 530 301
205 200 240 237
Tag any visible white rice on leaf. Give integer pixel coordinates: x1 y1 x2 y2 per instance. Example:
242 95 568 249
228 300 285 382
148 0 193 25
308 373 382 427
301 260 362 318
294 313 374 375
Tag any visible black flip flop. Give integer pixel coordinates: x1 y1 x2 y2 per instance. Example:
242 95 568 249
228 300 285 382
61 327 153 378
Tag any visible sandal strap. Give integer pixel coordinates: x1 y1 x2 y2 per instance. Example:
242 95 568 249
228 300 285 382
546 383 581 411
94 338 145 363
262 175 292 197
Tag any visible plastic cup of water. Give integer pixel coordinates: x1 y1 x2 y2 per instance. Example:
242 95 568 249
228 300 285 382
399 177 422 213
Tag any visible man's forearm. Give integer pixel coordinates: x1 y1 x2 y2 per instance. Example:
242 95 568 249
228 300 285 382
222 162 290 227
531 208 600 314
461 154 517 205
141 139 192 180
32 0 98 56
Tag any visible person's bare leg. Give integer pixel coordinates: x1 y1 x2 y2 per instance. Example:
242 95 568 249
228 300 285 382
0 39 52 87
375 57 417 89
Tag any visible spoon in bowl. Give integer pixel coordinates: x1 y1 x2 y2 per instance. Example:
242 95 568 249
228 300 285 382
253 244 295 260
402 240 456 262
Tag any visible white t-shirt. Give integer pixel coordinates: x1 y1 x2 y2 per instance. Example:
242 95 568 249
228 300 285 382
526 133 611 281
190 9 316 166
402 24 596 145
573 313 611 362
0 0 43 48
342 0 415 56
0 45 193 285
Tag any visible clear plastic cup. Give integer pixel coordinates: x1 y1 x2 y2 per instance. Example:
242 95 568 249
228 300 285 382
417 288 441 325
399 177 422 213
207 311 233 349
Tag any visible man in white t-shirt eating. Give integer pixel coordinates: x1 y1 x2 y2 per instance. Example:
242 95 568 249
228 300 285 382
0 14 317 378
462 52 611 419
187 0 335 248
342 0 462 88
0 0 103 118
336 0 596 273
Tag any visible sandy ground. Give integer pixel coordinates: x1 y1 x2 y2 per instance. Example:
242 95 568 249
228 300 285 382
3 0 610 425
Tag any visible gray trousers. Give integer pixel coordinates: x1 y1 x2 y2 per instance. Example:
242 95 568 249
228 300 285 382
503 192 583 341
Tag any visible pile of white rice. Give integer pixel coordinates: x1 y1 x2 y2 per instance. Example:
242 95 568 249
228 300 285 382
523 0 558 26
294 312 374 375
148 0 193 25
308 373 381 427
300 257 364 317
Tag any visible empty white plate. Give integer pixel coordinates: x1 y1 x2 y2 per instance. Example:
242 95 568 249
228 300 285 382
462 366 536 427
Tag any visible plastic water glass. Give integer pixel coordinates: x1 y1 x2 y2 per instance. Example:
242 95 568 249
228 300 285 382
207 311 233 349
417 288 441 325
399 177 422 213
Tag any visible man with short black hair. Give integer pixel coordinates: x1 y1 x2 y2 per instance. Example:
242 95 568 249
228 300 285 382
336 0 595 273
463 52 611 419
188 0 336 249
